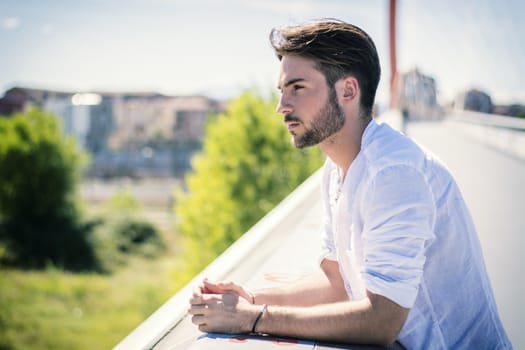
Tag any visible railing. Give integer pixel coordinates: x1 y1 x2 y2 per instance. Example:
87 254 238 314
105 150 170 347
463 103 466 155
446 110 525 161
449 110 525 131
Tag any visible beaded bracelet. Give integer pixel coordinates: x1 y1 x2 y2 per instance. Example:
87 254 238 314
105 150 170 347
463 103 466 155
251 304 268 334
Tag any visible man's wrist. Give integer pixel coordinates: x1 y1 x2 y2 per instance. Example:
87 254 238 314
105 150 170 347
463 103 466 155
251 304 268 334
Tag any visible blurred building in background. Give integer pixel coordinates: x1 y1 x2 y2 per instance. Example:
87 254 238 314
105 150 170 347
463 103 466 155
453 88 525 118
493 103 525 118
0 87 223 178
397 68 442 120
454 89 493 114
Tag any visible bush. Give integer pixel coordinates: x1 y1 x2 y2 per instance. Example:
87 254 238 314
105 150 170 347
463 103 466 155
90 215 165 272
174 90 324 272
0 217 99 271
0 107 85 220
0 108 97 270
111 217 164 256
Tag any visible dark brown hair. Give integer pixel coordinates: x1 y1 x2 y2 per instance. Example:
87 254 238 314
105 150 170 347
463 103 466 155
270 19 380 118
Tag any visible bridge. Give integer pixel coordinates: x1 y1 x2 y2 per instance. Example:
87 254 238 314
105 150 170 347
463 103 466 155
115 110 525 349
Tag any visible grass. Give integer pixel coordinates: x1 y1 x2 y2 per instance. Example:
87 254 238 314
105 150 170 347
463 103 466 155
0 253 191 350
0 206 196 350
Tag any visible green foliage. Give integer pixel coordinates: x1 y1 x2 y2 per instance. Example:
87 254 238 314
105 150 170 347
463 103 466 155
0 107 96 270
0 258 177 350
105 188 142 213
174 90 324 271
85 189 165 272
0 187 171 349
112 219 163 254
0 107 85 220
91 215 165 272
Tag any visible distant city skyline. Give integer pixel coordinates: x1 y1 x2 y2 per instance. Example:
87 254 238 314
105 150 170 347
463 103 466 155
1 0 524 106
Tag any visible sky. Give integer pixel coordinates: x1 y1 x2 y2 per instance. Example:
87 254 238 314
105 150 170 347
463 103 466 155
1 0 524 107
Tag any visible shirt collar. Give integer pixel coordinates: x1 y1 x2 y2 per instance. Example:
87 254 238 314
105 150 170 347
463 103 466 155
361 118 379 150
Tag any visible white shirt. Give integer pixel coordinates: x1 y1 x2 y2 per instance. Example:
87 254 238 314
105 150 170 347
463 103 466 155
320 119 511 349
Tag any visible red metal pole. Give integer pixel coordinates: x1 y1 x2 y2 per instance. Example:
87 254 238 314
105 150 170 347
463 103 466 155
389 0 398 109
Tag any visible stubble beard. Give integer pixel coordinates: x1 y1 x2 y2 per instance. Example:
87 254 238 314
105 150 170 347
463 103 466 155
291 87 346 149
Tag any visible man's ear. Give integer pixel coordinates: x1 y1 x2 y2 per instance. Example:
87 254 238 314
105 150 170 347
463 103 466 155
340 76 359 102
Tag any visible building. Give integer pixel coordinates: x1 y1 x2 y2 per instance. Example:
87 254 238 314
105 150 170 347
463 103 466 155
0 87 71 115
107 93 220 150
397 68 442 120
0 87 108 152
85 95 114 154
0 86 223 177
493 104 525 118
455 89 493 113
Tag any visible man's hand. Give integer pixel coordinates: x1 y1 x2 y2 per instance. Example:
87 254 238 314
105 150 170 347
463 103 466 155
188 281 258 334
198 278 255 304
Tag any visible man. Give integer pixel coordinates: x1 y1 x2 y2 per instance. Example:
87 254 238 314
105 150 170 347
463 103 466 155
189 19 511 349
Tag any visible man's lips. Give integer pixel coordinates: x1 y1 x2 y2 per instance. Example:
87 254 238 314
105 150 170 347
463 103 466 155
284 115 301 131
286 121 300 130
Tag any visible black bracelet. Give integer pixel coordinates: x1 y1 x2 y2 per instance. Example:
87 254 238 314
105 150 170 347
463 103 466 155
251 304 267 334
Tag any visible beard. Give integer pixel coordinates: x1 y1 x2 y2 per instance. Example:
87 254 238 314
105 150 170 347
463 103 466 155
288 87 345 149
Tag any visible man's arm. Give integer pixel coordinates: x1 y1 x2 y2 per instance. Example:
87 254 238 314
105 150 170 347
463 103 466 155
189 259 408 345
253 259 349 306
189 286 408 346
255 291 409 346
196 259 348 307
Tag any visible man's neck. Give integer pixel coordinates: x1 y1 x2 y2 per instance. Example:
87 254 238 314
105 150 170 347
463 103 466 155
320 117 370 179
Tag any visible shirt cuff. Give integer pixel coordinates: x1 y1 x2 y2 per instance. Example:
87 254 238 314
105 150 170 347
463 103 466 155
318 250 337 266
363 272 419 308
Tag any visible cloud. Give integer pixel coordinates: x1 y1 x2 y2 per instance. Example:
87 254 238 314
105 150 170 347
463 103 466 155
2 16 20 30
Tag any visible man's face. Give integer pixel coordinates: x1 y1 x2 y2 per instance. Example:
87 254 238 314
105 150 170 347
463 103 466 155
277 55 345 148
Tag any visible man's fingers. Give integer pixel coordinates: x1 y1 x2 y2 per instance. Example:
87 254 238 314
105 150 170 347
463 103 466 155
198 323 210 333
188 304 208 315
189 294 224 314
191 314 206 326
190 292 222 306
218 281 236 289
191 286 218 304
189 293 204 305
193 278 222 295
204 279 246 296
188 303 214 330
192 283 205 300
202 279 226 293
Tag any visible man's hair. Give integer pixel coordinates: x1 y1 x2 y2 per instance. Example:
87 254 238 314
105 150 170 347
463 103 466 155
270 19 381 118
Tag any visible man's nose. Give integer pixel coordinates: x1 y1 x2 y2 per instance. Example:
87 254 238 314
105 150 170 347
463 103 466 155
276 95 293 115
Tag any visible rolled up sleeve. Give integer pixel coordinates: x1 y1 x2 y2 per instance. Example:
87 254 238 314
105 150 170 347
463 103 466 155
361 165 436 308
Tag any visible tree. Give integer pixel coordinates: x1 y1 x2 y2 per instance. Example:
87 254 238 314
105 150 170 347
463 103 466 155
174 90 324 271
0 107 95 269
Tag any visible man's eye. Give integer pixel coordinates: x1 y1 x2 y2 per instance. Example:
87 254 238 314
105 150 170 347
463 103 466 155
293 85 304 91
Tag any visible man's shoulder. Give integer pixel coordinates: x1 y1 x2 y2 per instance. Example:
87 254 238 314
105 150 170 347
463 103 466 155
362 122 455 195
362 122 426 169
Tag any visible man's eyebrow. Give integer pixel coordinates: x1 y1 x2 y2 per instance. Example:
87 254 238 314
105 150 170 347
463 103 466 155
278 78 306 90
